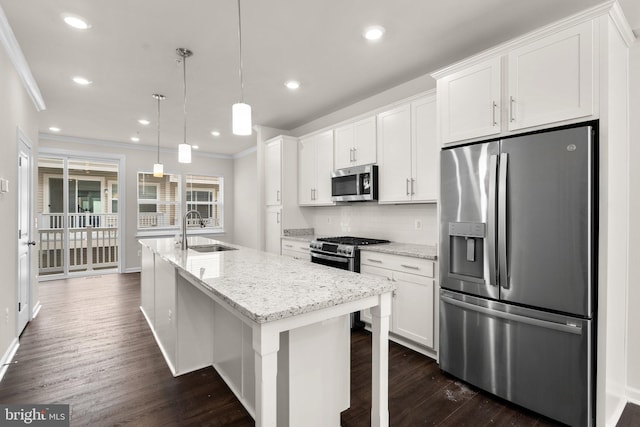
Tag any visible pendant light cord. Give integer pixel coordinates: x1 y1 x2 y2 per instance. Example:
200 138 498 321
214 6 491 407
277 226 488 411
183 54 188 145
156 96 161 163
237 0 244 103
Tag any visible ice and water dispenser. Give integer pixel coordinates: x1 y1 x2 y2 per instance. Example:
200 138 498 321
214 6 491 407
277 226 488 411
448 222 486 282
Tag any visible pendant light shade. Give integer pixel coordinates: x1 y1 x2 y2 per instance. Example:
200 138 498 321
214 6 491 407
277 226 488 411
177 48 193 163
152 93 165 177
232 0 252 136
178 143 191 163
232 102 252 136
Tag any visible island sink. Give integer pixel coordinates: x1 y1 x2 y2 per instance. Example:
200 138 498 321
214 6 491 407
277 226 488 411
188 244 237 253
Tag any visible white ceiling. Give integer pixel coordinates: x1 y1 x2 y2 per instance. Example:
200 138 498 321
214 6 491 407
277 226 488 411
1 0 638 156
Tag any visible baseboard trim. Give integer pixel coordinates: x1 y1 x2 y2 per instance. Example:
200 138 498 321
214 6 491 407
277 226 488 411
606 396 628 427
125 267 142 274
0 338 20 383
626 385 640 406
31 300 42 320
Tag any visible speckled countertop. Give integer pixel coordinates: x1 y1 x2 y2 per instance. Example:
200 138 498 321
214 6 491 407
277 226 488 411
281 234 316 243
362 243 438 260
139 236 395 324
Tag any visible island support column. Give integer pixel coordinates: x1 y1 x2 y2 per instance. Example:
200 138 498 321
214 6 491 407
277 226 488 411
253 324 280 427
370 292 392 427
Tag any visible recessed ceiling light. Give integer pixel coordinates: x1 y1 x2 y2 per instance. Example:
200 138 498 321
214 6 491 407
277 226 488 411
49 127 61 132
192 145 199 150
363 25 385 41
285 80 300 90
211 130 221 137
138 119 150 125
130 136 140 142
72 76 92 85
63 14 91 30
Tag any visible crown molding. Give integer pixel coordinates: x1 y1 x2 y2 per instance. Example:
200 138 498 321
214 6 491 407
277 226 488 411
0 5 45 111
609 1 637 46
39 133 234 159
431 1 619 79
232 145 257 159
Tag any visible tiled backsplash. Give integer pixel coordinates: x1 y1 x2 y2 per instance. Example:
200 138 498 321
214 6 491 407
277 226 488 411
302 203 438 246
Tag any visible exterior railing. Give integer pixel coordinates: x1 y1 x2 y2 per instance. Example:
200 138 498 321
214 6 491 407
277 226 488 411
38 213 120 275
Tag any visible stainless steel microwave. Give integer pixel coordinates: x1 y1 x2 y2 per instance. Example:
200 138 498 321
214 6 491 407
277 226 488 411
331 164 378 202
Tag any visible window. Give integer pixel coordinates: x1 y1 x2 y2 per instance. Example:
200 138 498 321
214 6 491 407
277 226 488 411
186 175 223 228
136 172 223 232
137 172 180 228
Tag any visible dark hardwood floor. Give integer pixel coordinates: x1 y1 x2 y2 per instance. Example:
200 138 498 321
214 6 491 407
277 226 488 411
0 273 632 426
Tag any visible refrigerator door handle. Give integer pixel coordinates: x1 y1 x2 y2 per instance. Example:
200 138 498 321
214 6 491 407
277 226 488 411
498 152 509 289
440 294 584 335
488 155 498 286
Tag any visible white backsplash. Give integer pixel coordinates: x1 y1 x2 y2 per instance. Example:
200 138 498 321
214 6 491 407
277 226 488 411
302 203 438 246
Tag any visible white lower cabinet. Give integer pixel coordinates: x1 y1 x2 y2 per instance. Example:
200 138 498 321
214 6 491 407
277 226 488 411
140 245 155 327
280 238 310 260
360 251 435 350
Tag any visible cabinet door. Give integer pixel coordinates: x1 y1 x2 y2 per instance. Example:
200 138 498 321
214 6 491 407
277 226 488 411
411 95 438 202
360 264 393 324
507 21 594 131
353 116 376 166
438 57 501 144
154 257 177 370
392 271 434 348
377 104 412 203
313 130 335 205
334 124 354 170
265 206 282 254
140 245 155 326
298 136 315 205
264 139 282 206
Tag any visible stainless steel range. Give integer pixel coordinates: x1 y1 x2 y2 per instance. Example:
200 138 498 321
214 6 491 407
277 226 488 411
309 236 390 329
309 236 390 272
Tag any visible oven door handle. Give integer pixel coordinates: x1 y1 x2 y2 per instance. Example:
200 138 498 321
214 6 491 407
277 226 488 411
310 252 350 264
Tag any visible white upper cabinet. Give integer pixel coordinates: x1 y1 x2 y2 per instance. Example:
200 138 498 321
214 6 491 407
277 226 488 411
298 130 334 206
377 93 438 203
438 57 502 144
334 116 377 169
264 138 282 206
435 20 596 145
507 21 594 131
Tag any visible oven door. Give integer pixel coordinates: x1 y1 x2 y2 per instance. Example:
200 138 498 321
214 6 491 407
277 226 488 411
310 251 355 271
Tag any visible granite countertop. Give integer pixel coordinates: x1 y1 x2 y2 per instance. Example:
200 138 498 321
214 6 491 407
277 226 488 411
139 236 395 324
362 242 438 261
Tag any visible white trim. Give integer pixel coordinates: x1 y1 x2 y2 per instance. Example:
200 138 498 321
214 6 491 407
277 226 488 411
431 1 618 79
627 386 640 406
232 145 257 159
31 300 41 319
606 397 628 427
40 133 234 160
125 267 142 273
16 128 33 336
0 5 45 111
609 2 637 47
0 338 19 383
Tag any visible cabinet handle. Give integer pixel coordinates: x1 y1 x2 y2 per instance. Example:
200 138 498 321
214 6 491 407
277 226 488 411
353 147 357 162
400 264 420 270
299 246 308 251
367 258 383 263
277 190 280 202
277 212 281 224
509 96 515 123
349 148 353 162
492 101 497 126
284 244 293 248
406 178 410 195
311 188 314 201
411 178 415 196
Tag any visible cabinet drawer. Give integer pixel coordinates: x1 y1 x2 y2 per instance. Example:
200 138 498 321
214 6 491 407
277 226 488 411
360 251 434 277
282 249 310 260
281 239 310 254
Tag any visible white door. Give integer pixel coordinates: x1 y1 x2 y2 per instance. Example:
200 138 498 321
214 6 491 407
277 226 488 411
411 95 438 202
313 130 334 204
17 136 33 335
264 139 282 206
377 104 412 203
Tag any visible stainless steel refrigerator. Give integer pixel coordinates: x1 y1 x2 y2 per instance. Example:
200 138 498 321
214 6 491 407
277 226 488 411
439 124 596 427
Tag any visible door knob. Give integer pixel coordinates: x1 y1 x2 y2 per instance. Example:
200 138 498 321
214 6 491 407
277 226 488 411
27 241 36 246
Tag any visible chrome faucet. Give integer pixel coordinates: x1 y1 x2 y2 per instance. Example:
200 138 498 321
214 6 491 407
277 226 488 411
181 210 205 250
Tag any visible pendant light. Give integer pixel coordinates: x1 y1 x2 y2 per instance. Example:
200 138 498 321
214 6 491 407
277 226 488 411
152 93 166 177
177 48 193 163
232 0 252 135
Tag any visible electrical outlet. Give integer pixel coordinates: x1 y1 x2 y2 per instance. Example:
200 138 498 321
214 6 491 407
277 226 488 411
137 250 141 257
5 307 9 324
327 216 331 224
415 219 423 230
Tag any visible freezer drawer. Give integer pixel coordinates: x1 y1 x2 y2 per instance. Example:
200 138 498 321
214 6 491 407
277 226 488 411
439 290 593 427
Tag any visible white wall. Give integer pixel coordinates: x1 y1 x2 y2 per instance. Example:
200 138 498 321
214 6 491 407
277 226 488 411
302 203 437 246
0 40 39 370
626 41 640 404
38 137 235 272
233 149 259 249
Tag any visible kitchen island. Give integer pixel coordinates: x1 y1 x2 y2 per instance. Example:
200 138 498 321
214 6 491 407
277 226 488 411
139 236 395 427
